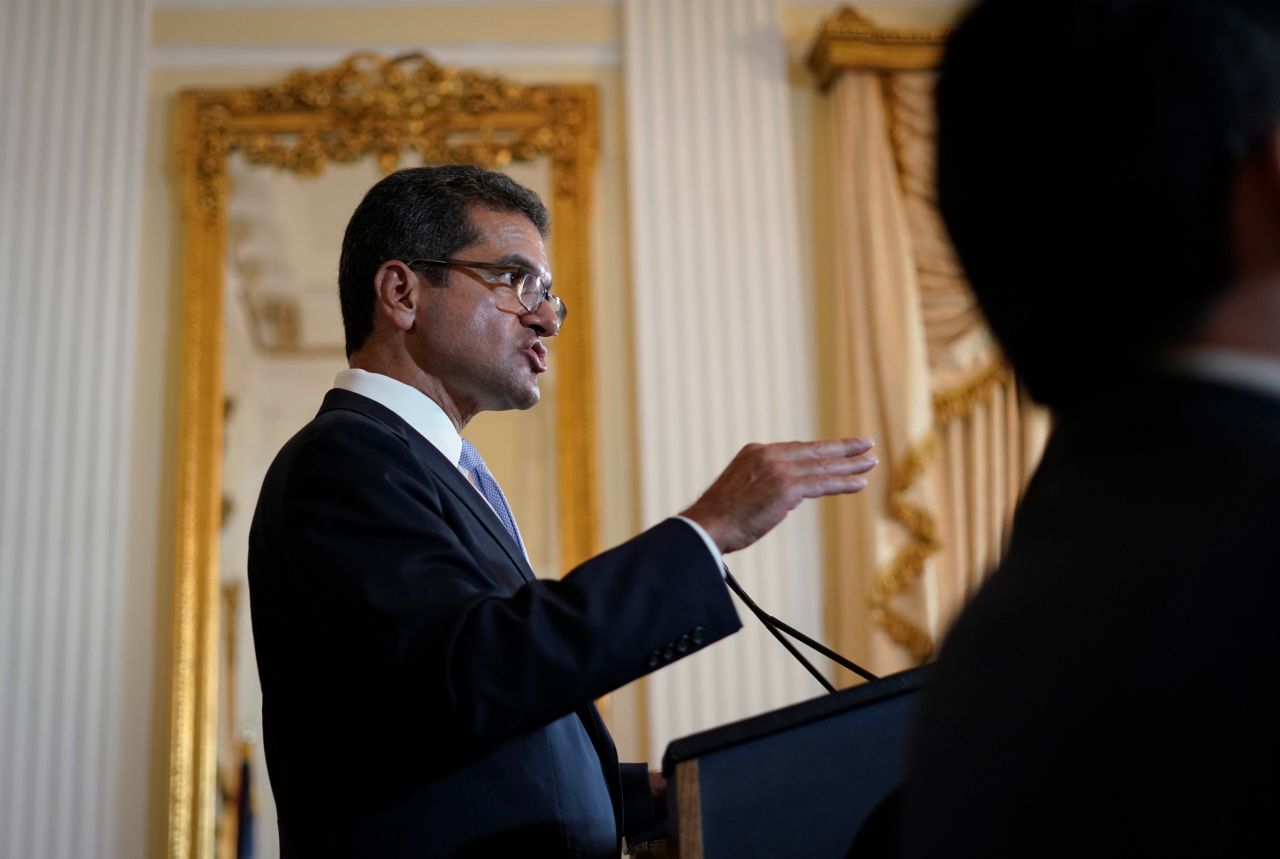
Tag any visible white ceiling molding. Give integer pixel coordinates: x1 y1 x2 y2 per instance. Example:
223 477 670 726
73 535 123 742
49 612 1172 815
150 40 620 68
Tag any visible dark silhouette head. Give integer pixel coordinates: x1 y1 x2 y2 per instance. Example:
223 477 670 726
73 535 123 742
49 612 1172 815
936 0 1280 406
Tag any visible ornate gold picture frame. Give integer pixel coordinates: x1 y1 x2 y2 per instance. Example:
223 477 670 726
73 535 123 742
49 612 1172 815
166 53 599 859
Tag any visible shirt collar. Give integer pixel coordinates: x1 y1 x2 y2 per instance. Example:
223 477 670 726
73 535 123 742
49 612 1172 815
333 368 463 466
1167 348 1280 403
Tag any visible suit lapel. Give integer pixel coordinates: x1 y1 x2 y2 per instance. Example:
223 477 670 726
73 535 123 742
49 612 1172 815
318 389 536 583
423 450 536 583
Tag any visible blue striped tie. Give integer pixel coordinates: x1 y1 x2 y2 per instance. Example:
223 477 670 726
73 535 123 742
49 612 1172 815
458 439 526 554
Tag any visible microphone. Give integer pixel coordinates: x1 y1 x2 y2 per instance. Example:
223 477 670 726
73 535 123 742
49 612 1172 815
723 565 879 693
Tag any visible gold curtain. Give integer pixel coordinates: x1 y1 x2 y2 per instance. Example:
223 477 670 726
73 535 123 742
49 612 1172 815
821 68 1049 678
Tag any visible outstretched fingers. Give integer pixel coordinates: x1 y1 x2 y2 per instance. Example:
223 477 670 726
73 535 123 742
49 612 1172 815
790 453 879 477
802 472 871 498
781 440 879 500
681 436 880 554
773 437 876 461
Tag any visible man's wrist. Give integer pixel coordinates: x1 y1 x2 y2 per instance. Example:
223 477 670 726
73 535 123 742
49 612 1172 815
672 515 727 578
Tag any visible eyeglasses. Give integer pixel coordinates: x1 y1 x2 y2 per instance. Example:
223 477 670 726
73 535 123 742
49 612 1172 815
407 258 566 326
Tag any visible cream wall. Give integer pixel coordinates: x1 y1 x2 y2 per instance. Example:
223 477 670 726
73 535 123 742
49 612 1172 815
132 1 963 855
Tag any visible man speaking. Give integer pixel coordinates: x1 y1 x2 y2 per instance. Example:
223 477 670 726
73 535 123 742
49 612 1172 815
247 166 877 858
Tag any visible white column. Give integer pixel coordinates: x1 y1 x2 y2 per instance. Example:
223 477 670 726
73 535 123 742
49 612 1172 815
0 0 152 857
624 0 824 755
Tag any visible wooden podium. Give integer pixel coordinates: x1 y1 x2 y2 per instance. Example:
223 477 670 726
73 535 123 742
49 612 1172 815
652 667 927 858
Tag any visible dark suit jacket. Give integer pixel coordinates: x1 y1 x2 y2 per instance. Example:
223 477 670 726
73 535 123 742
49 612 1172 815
901 371 1280 856
248 389 741 858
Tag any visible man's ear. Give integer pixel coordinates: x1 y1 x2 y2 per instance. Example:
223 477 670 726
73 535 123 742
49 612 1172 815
1256 126 1280 214
372 260 419 334
1259 129 1280 213
1230 126 1280 278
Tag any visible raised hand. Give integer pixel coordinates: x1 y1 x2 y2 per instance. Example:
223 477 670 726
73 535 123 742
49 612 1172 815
680 438 878 555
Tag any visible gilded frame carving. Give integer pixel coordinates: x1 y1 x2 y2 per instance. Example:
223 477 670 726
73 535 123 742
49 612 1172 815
167 53 599 859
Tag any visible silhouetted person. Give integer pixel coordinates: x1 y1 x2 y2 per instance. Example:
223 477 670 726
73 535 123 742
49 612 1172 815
903 1 1280 854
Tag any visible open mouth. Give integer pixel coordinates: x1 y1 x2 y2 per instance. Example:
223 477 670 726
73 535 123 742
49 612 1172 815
525 341 548 373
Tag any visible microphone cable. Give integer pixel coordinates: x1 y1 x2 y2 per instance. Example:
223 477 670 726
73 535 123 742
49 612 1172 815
723 565 879 693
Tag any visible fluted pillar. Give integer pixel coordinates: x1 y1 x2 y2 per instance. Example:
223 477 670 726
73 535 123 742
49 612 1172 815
0 0 152 856
624 0 825 755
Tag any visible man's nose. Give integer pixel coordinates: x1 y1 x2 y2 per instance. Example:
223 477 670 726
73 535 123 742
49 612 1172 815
523 301 560 337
